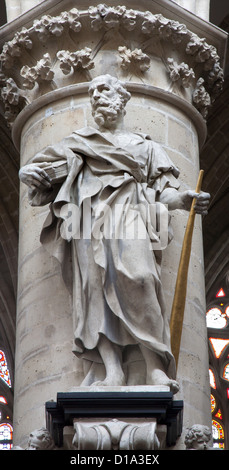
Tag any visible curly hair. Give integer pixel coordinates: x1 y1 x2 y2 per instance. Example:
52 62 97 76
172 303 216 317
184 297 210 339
184 424 211 449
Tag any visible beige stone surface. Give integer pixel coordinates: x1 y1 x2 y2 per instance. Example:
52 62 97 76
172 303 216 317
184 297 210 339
1 0 225 449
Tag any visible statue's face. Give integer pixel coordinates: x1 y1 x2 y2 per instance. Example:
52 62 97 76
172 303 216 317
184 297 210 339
27 438 41 450
192 437 208 450
89 77 125 129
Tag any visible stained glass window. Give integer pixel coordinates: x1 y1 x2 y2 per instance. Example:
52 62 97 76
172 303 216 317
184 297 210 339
211 394 216 413
223 364 229 381
215 409 223 420
212 420 224 449
0 350 11 387
216 288 226 298
209 369 216 389
0 423 13 450
0 396 7 404
209 338 229 358
226 306 229 318
206 308 227 328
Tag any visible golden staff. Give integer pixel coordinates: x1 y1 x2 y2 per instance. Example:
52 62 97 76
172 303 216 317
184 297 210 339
170 169 204 370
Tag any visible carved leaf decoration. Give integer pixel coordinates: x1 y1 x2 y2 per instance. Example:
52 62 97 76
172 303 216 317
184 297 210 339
20 54 54 89
167 58 195 88
118 46 150 72
57 48 94 75
0 4 224 125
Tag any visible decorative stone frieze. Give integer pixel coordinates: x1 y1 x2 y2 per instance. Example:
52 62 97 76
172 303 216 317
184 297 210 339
0 4 224 127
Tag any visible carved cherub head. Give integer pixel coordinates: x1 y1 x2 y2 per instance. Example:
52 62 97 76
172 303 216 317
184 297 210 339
184 424 212 450
88 74 131 129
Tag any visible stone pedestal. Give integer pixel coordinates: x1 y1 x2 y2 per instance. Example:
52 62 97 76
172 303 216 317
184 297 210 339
0 0 227 449
45 388 183 449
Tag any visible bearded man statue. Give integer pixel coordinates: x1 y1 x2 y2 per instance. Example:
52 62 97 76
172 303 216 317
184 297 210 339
19 74 210 392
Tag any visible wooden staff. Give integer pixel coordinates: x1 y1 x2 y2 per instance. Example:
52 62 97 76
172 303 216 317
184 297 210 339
170 169 204 370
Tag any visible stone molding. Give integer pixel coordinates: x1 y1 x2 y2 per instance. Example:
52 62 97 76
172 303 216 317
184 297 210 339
0 4 224 130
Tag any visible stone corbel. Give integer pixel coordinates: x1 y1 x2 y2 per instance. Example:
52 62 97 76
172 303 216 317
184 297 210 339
71 418 163 450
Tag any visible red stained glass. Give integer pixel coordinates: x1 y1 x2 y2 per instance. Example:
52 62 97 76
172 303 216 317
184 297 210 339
216 288 226 298
0 351 11 387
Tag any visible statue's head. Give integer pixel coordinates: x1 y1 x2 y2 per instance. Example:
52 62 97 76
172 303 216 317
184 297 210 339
184 424 212 450
27 427 54 450
88 74 131 129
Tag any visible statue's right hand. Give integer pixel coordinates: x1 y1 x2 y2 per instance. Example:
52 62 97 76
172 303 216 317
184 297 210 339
19 165 52 190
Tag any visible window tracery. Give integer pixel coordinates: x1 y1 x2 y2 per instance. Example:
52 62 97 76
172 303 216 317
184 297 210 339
0 423 13 450
207 282 229 449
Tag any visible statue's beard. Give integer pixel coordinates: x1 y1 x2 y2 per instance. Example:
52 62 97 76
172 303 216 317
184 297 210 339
92 98 124 128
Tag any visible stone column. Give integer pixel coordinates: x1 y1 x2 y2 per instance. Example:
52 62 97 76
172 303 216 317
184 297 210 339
0 0 226 448
5 0 44 23
173 0 210 21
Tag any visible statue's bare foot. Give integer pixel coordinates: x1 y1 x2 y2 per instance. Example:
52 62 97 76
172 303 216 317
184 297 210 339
147 369 179 394
91 373 126 387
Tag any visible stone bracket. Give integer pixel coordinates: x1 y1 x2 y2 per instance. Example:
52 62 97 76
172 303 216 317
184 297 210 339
45 391 183 448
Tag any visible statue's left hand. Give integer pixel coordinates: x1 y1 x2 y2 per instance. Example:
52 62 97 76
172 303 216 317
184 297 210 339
182 190 210 215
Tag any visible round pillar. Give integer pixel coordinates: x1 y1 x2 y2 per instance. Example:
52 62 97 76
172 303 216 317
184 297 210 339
0 0 226 448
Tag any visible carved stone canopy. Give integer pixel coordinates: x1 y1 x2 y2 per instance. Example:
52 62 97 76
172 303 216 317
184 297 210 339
0 1 226 130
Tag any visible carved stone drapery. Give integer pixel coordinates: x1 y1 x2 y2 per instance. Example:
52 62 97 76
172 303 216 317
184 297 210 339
0 4 225 130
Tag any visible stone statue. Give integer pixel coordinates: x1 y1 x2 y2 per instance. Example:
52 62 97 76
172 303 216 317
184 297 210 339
19 74 210 392
184 424 212 450
12 427 55 450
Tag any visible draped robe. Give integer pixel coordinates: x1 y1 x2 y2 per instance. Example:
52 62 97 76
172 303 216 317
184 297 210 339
27 127 180 384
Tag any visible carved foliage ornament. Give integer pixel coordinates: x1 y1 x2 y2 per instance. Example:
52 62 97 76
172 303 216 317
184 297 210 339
0 4 224 124
118 46 150 72
57 48 94 75
167 58 195 88
21 53 54 89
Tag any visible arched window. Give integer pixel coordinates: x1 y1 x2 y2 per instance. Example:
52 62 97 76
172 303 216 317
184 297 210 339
207 283 229 449
0 423 13 450
0 350 11 387
212 420 224 449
